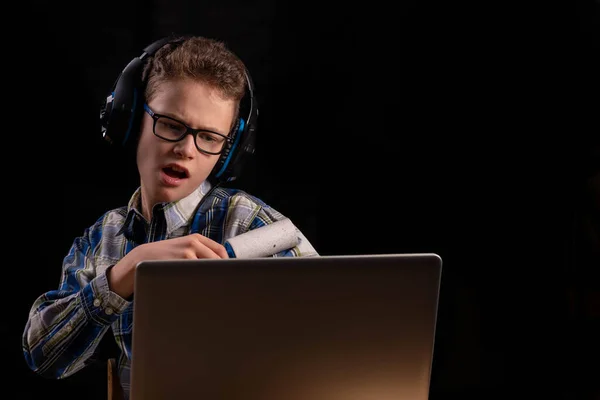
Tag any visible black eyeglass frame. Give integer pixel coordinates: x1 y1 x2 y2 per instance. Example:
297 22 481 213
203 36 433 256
143 103 233 155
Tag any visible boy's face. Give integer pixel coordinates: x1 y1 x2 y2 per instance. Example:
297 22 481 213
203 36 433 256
136 78 235 217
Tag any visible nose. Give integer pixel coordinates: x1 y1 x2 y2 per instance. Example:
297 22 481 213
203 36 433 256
173 134 196 158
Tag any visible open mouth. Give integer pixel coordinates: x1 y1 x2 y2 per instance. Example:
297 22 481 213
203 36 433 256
162 165 189 179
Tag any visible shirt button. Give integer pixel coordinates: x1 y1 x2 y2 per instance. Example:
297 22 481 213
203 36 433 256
93 298 101 307
104 307 114 315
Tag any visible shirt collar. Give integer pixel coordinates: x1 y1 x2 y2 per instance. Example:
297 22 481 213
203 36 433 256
118 180 213 237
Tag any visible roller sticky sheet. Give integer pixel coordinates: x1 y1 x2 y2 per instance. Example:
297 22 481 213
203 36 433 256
224 218 299 258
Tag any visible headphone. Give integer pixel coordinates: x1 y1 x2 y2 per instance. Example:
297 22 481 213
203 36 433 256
99 35 258 183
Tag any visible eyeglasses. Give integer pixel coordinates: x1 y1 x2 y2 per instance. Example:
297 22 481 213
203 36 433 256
143 104 232 155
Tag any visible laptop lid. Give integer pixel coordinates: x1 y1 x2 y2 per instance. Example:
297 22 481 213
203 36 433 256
130 253 442 400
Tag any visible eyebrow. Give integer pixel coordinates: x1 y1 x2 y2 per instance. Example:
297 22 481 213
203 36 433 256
160 110 228 136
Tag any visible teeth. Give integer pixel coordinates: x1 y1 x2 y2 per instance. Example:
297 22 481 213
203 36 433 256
170 165 185 173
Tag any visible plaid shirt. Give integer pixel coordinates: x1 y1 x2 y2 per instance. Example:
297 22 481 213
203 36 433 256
22 180 318 398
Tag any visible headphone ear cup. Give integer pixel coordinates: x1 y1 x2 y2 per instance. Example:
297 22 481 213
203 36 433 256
100 57 144 147
210 118 245 182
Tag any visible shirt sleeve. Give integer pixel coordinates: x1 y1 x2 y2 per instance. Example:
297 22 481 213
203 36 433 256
22 223 131 379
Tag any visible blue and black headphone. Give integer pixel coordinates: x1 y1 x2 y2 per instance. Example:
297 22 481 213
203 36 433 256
99 35 258 184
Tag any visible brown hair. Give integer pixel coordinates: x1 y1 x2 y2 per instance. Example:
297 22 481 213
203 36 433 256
141 36 248 127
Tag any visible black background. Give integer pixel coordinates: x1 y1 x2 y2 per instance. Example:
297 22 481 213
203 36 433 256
4 0 599 399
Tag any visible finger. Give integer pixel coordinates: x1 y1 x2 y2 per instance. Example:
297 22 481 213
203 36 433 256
190 234 229 259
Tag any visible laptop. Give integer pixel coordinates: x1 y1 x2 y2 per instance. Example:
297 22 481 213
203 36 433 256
130 253 443 400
